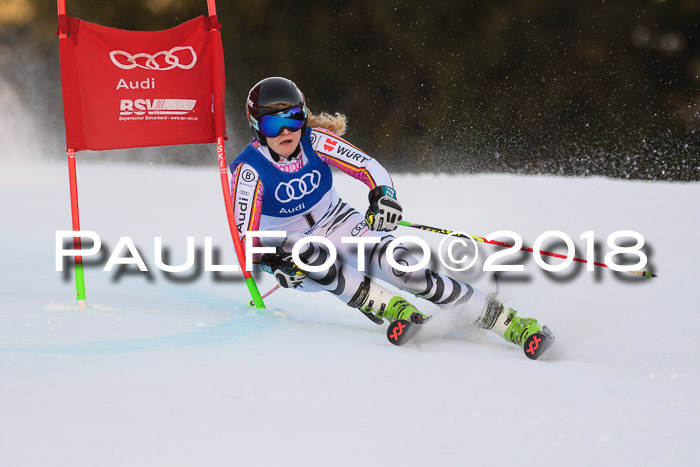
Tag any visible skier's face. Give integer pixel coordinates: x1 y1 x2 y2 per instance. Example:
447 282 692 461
267 127 302 158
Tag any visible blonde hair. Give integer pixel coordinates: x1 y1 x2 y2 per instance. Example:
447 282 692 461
308 110 347 136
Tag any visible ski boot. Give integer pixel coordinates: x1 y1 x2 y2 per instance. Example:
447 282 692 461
480 296 555 360
347 278 428 345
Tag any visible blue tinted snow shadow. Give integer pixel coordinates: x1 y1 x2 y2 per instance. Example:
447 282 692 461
0 313 288 355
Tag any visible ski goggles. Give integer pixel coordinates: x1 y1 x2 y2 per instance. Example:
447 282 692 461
257 106 307 138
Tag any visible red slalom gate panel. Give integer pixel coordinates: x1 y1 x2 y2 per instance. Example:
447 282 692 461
58 15 226 151
56 1 264 308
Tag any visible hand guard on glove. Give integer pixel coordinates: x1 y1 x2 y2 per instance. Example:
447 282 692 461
260 247 308 289
365 185 402 232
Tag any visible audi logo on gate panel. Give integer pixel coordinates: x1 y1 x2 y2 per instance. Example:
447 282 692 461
275 170 322 203
109 46 198 71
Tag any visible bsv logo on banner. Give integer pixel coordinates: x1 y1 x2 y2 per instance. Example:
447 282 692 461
109 46 197 71
275 170 322 203
120 99 196 116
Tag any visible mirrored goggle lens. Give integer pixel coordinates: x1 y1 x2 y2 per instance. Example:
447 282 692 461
259 107 306 137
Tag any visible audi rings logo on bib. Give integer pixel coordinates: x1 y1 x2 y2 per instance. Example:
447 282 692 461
275 170 322 203
109 46 198 71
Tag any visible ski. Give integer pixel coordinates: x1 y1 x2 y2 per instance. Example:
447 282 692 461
386 319 422 346
387 316 555 359
523 325 556 360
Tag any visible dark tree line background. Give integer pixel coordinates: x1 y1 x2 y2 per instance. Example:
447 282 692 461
1 0 699 180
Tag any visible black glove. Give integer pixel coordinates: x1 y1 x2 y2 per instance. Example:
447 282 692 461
365 185 402 232
260 247 308 289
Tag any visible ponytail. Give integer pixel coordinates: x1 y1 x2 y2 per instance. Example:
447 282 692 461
307 110 347 136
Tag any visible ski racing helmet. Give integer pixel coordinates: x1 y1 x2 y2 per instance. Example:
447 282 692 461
246 77 308 145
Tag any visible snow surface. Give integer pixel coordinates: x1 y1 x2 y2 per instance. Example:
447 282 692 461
0 157 698 467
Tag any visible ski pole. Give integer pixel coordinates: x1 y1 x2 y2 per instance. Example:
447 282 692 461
399 221 656 278
249 284 280 307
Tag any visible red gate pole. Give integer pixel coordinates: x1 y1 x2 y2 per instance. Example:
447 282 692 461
66 149 87 308
208 0 265 308
206 0 217 16
58 0 87 308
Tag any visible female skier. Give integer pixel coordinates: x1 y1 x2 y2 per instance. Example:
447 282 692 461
230 77 553 357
